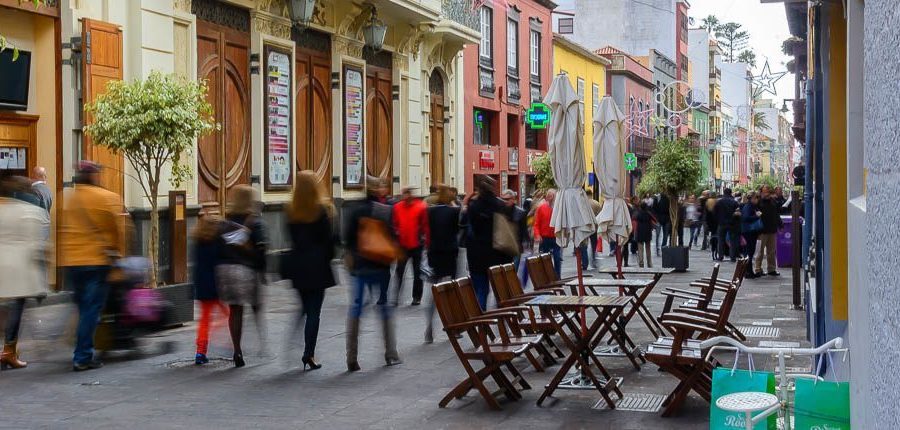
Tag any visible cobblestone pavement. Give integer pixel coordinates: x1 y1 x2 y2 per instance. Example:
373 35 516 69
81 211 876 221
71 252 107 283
1 245 808 429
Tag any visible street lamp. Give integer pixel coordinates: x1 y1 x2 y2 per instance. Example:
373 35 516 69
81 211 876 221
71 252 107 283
781 98 795 114
363 6 387 51
288 0 317 29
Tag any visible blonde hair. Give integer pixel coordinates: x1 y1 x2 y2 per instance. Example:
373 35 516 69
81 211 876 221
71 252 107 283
227 185 257 217
287 170 333 223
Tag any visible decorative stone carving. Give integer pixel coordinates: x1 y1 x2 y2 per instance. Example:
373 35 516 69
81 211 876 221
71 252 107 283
398 24 432 61
311 0 327 26
257 0 289 17
336 4 370 39
392 54 409 73
334 37 363 59
174 0 191 13
253 14 292 40
192 0 251 32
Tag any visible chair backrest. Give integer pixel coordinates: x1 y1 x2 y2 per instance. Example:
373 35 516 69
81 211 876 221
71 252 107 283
540 254 558 281
732 257 750 290
713 279 740 333
488 264 515 304
501 263 526 297
698 263 721 309
432 280 469 329
527 253 553 289
456 277 485 320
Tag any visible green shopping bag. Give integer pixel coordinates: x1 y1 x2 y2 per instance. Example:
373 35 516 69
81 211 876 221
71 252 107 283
794 354 851 430
710 360 777 430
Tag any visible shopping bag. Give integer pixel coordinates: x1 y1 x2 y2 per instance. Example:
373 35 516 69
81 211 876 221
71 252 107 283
710 366 777 430
794 378 850 430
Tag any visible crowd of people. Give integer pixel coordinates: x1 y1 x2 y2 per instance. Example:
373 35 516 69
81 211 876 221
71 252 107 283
0 162 792 375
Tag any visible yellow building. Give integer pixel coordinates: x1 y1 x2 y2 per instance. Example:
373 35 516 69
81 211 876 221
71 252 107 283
552 34 609 192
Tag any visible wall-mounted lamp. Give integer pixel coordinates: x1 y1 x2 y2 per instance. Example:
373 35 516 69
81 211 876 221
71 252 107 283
781 98 795 114
289 0 317 29
363 6 387 51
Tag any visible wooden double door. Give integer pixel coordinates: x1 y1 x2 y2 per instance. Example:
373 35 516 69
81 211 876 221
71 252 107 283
82 19 124 196
294 45 332 194
366 64 393 183
196 19 251 206
429 71 446 185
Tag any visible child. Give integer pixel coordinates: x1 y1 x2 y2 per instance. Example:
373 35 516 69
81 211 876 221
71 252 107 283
191 211 229 364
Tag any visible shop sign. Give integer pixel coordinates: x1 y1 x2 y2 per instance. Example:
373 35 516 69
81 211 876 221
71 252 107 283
624 152 638 171
525 102 551 129
478 150 495 170
264 46 292 190
343 65 365 188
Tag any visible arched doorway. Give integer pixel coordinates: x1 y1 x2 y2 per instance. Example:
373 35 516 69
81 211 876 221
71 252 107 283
429 70 446 185
365 50 393 183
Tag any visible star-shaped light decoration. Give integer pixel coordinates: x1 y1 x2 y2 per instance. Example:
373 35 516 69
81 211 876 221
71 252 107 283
751 60 787 98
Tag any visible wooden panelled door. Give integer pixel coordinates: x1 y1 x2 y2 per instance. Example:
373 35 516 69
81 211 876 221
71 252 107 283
82 19 124 196
429 70 446 185
196 19 251 206
365 65 393 182
295 46 332 194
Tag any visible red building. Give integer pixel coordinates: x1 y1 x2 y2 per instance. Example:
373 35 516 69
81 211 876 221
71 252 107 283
596 46 655 197
463 0 556 196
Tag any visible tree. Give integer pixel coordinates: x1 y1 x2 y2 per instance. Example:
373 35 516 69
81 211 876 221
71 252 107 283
717 22 750 63
532 152 557 193
753 111 771 131
85 71 217 287
737 49 757 68
0 0 47 61
700 15 720 33
637 138 703 246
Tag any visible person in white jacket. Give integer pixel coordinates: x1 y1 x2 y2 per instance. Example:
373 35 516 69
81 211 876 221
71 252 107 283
0 175 50 370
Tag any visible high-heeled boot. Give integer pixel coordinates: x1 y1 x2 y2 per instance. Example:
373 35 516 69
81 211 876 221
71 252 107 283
346 318 361 372
382 318 402 366
1 342 27 370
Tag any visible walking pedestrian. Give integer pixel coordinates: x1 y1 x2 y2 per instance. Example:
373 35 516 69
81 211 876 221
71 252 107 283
216 185 268 368
698 191 710 250
741 192 763 277
424 185 461 343
534 188 562 278
0 175 50 370
705 192 719 259
633 202 655 268
654 193 671 254
755 186 784 277
463 176 514 309
686 195 701 248
501 189 528 271
191 210 229 365
713 188 741 262
59 161 128 371
392 186 429 306
345 177 402 371
284 171 337 371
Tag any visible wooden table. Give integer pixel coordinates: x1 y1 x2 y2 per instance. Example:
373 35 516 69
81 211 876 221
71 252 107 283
525 295 632 408
564 278 655 369
594 267 675 338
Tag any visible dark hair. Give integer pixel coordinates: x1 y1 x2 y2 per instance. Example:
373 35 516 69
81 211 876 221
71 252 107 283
723 188 733 196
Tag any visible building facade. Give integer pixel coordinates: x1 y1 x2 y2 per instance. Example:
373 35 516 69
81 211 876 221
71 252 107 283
570 0 677 62
552 34 609 197
463 0 555 197
595 46 655 197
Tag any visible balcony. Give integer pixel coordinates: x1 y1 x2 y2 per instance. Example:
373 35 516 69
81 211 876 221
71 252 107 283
441 0 479 32
430 0 482 52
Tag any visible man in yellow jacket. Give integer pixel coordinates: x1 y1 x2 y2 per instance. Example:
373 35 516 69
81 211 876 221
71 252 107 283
58 162 128 371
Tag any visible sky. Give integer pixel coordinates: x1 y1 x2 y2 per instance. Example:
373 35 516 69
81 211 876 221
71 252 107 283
554 0 795 111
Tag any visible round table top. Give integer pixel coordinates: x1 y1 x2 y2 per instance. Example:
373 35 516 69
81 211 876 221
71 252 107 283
716 392 779 413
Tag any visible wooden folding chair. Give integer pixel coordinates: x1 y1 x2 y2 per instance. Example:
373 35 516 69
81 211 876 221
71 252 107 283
660 259 748 340
526 253 591 290
432 281 532 410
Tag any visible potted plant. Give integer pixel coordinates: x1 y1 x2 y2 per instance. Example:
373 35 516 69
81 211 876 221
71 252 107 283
85 71 216 321
637 138 703 271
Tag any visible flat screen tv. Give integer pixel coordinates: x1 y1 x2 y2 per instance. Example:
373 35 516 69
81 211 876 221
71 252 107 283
0 49 32 111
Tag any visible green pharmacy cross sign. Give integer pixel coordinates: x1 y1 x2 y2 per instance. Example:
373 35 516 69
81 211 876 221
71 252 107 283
525 103 551 129
624 152 638 171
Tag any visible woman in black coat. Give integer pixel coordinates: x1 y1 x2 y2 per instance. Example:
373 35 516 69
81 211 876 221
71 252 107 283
424 185 461 342
284 171 336 370
462 176 513 309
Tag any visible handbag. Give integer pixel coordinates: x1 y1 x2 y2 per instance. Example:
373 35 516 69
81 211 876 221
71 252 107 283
493 212 520 256
794 353 850 430
357 217 401 265
710 353 777 430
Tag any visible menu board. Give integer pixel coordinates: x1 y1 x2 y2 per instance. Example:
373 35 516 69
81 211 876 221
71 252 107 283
0 147 26 170
264 46 292 190
343 65 364 188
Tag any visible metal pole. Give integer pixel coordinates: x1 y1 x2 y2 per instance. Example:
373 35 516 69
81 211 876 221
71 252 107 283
791 189 802 309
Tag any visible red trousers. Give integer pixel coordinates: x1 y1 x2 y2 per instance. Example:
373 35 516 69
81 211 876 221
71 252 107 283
196 300 229 355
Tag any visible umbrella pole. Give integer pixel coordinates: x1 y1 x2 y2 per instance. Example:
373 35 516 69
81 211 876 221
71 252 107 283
575 248 586 338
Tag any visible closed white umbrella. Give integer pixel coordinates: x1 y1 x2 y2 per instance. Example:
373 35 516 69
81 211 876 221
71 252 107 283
593 96 632 274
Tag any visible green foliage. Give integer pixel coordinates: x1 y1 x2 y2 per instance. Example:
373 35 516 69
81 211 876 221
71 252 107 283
717 22 750 63
738 50 757 68
640 138 703 246
753 111 771 131
532 152 557 193
750 174 783 191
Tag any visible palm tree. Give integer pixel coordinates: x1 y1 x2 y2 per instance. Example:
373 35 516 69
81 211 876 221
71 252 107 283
700 15 721 33
738 50 757 68
753 111 771 132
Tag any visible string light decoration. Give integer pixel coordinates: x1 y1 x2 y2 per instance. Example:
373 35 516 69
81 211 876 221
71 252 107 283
751 60 787 98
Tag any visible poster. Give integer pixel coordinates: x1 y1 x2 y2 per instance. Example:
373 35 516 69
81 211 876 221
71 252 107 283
508 148 519 171
265 47 292 189
344 66 364 188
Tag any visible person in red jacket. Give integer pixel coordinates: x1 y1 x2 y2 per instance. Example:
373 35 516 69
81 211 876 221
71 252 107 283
533 189 561 277
392 186 430 305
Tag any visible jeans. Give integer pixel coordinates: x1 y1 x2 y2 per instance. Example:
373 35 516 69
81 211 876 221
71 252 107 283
589 233 598 267
743 232 759 261
350 271 392 320
513 254 530 288
538 237 562 278
296 289 326 358
689 224 702 247
4 298 26 343
470 273 491 310
701 224 710 249
68 265 111 365
394 247 424 303
716 225 740 261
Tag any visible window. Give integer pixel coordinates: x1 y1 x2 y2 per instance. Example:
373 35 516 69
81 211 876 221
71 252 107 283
577 78 585 121
558 17 573 34
592 83 600 112
480 7 492 60
530 30 540 77
507 19 518 73
474 109 494 146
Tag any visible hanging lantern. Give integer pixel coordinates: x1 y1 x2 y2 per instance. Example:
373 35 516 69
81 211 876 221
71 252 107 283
363 7 387 51
289 0 316 28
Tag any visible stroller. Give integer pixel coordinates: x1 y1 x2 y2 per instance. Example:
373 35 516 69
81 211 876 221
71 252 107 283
95 257 174 358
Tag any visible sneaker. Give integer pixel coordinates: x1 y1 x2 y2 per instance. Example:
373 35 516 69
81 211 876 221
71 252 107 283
195 353 209 365
73 360 103 372
768 271 781 277
410 300 421 306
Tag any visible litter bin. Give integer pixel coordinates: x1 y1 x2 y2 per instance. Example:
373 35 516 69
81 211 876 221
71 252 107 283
776 215 802 267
